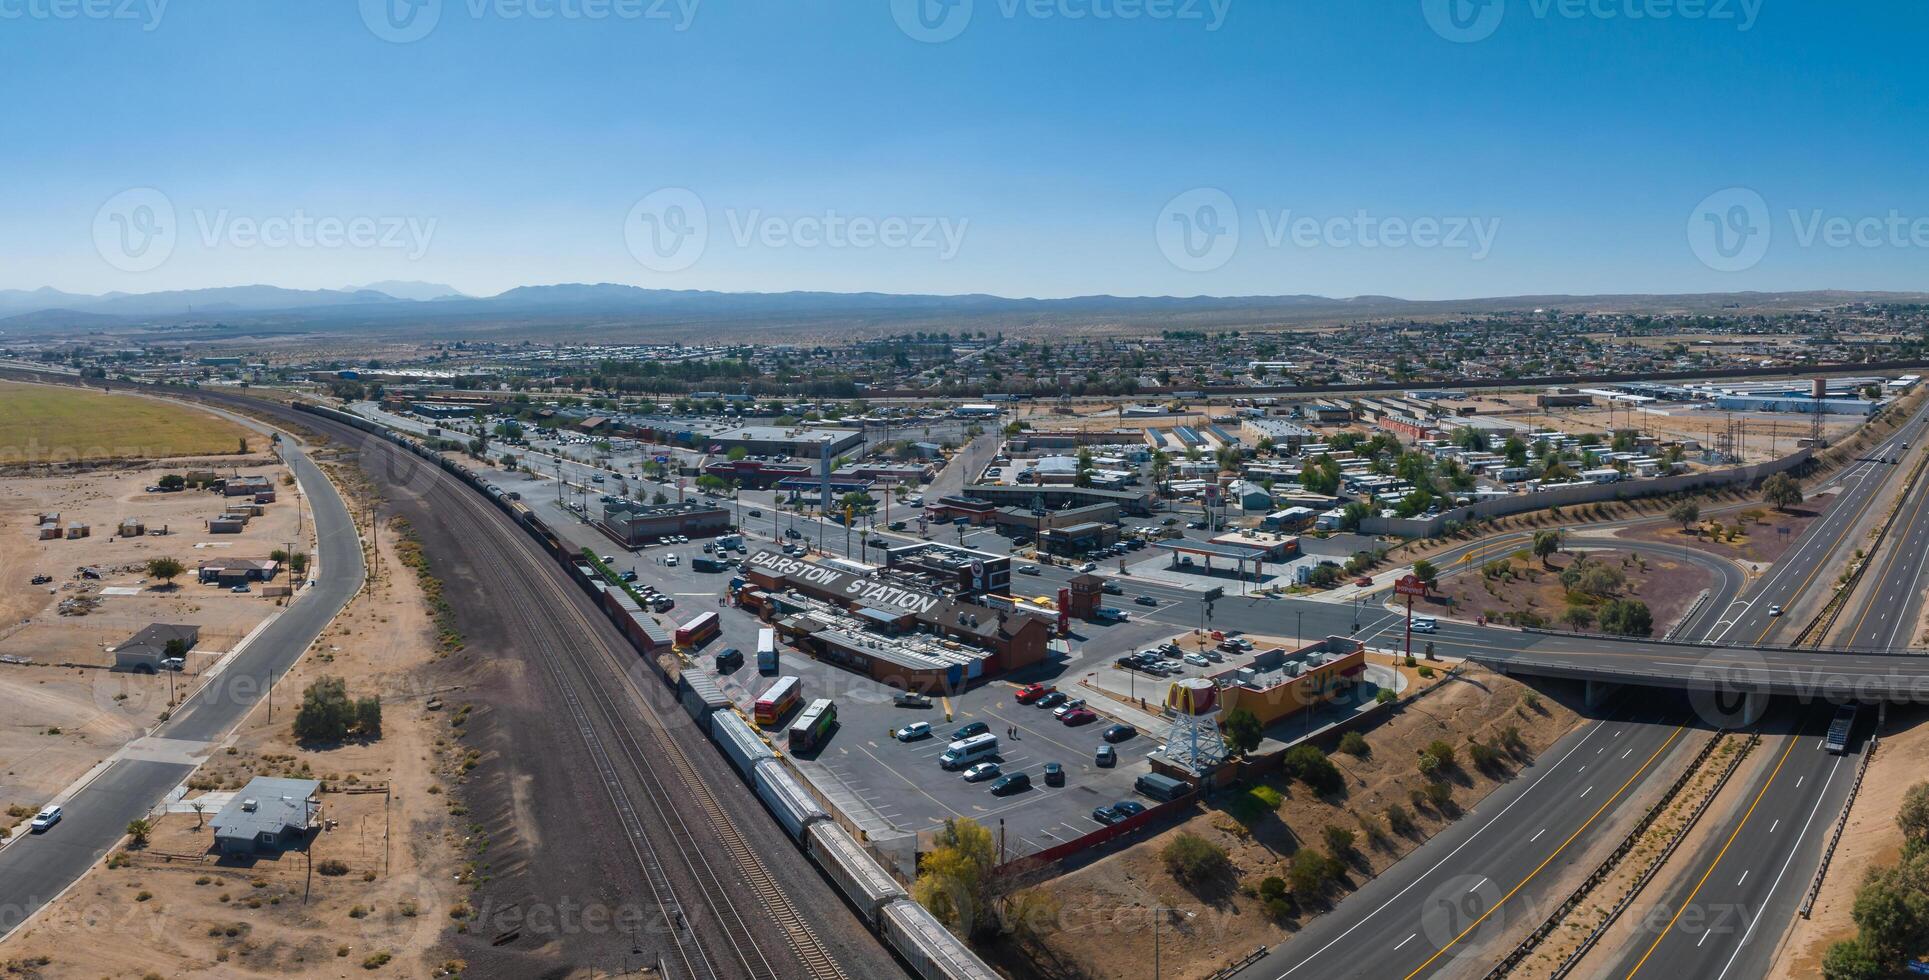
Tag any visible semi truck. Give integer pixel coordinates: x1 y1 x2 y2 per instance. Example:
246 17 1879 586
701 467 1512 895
1826 705 1858 754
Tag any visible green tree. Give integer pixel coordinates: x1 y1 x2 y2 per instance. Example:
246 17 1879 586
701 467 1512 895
1899 782 1929 846
1668 500 1701 535
1762 472 1804 511
1821 937 1888 980
1561 605 1595 632
1598 598 1654 636
1284 745 1343 796
145 556 185 588
1223 708 1264 756
125 817 152 848
294 677 354 741
354 696 383 738
1410 559 1438 591
157 473 185 491
912 818 999 936
1532 529 1562 567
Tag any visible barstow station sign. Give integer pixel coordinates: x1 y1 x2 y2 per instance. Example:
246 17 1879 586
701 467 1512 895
746 549 945 619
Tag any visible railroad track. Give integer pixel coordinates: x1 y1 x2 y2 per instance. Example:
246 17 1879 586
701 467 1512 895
336 414 847 980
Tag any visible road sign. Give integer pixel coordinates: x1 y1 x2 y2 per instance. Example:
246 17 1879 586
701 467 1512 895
1394 574 1429 597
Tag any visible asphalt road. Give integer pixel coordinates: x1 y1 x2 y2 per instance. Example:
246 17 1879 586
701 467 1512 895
0 434 365 940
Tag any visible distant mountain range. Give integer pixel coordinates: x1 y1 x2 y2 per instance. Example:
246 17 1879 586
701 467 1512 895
2 282 1925 340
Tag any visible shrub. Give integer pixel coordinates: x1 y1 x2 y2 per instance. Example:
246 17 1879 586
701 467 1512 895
1386 804 1416 836
1283 745 1344 796
317 859 350 877
1469 740 1501 772
1417 752 1441 778
1337 731 1369 757
1323 825 1356 856
1376 688 1396 705
1425 781 1454 810
1424 740 1457 769
1161 833 1230 884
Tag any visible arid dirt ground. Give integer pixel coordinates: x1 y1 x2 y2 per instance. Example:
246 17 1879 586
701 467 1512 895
1005 668 1582 980
0 458 309 825
1424 547 1712 636
0 466 470 978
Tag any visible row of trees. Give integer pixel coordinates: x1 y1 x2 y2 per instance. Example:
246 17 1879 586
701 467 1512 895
1824 782 1929 978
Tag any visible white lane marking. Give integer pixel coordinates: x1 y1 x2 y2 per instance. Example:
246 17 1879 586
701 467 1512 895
1699 929 1713 948
1264 721 1616 978
1395 934 1415 951
1770 819 1779 833
1623 748 1633 759
1738 870 1749 886
1531 828 1546 843
1713 755 1848 980
1580 785 1593 799
1468 878 1486 893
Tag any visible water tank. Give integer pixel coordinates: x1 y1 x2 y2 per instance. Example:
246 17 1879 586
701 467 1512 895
1813 378 1827 399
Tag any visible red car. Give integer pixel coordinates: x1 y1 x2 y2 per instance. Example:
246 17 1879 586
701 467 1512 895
1060 708 1098 726
1015 683 1055 704
1356 576 1374 587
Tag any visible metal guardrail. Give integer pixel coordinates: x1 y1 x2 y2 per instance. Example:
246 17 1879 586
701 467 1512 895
1482 731 1743 979
1794 451 1928 646
1208 945 1271 980
1664 589 1710 641
1545 732 1757 980
1802 733 1878 918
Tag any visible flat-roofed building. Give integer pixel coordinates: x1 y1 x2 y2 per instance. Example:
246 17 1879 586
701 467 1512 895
1211 637 1367 727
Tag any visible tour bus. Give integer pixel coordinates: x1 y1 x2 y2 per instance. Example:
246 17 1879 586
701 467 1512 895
939 733 1000 770
675 611 720 647
756 628 779 672
754 675 801 727
788 698 838 752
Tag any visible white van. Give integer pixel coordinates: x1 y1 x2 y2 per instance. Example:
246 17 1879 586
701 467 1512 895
939 733 1000 770
1411 617 1438 633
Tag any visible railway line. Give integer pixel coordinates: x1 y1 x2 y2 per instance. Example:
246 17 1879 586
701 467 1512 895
280 402 858 979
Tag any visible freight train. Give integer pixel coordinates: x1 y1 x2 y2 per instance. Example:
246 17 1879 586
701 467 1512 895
293 402 995 980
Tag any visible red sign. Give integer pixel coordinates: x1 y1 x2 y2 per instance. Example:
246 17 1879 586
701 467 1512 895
1394 574 1429 597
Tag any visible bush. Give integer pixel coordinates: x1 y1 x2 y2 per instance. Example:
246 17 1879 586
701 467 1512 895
1468 740 1501 772
1283 745 1344 796
1161 833 1230 884
317 859 350 877
1425 781 1454 811
1424 740 1457 769
1598 598 1654 637
1323 825 1356 856
1376 688 1396 705
1386 804 1416 836
1259 875 1288 901
1416 752 1441 778
1338 731 1369 757
1288 849 1340 901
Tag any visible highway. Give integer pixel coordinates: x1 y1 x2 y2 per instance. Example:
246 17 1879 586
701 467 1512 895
0 428 365 941
1229 399 1929 979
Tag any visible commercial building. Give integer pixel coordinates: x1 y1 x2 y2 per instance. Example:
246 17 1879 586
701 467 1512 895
883 542 1012 595
1713 395 1880 416
598 499 731 548
1209 637 1367 727
210 777 321 856
962 482 1152 516
710 425 864 458
700 458 814 489
739 548 1050 689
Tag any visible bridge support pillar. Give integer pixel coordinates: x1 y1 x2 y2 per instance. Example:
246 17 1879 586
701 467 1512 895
1585 680 1621 710
1739 690 1769 727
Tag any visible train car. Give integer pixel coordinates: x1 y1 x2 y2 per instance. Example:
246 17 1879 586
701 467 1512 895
750 757 829 842
710 711 776 781
678 671 732 723
805 822 905 928
878 900 1002 980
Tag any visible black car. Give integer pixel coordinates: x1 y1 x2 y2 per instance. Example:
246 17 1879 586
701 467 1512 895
1101 583 1123 595
989 772 1031 795
1036 691 1069 709
1102 724 1138 743
1092 799 1145 825
1043 762 1064 786
1135 595 1159 606
714 648 743 671
748 508 763 517
952 721 990 741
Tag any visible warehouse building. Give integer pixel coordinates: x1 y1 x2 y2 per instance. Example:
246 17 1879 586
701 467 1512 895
598 499 731 548
710 425 864 458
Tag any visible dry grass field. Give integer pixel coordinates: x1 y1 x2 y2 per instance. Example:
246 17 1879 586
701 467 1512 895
0 382 255 464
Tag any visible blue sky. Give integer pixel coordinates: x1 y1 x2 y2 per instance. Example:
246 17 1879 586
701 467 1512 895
2 0 1924 300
